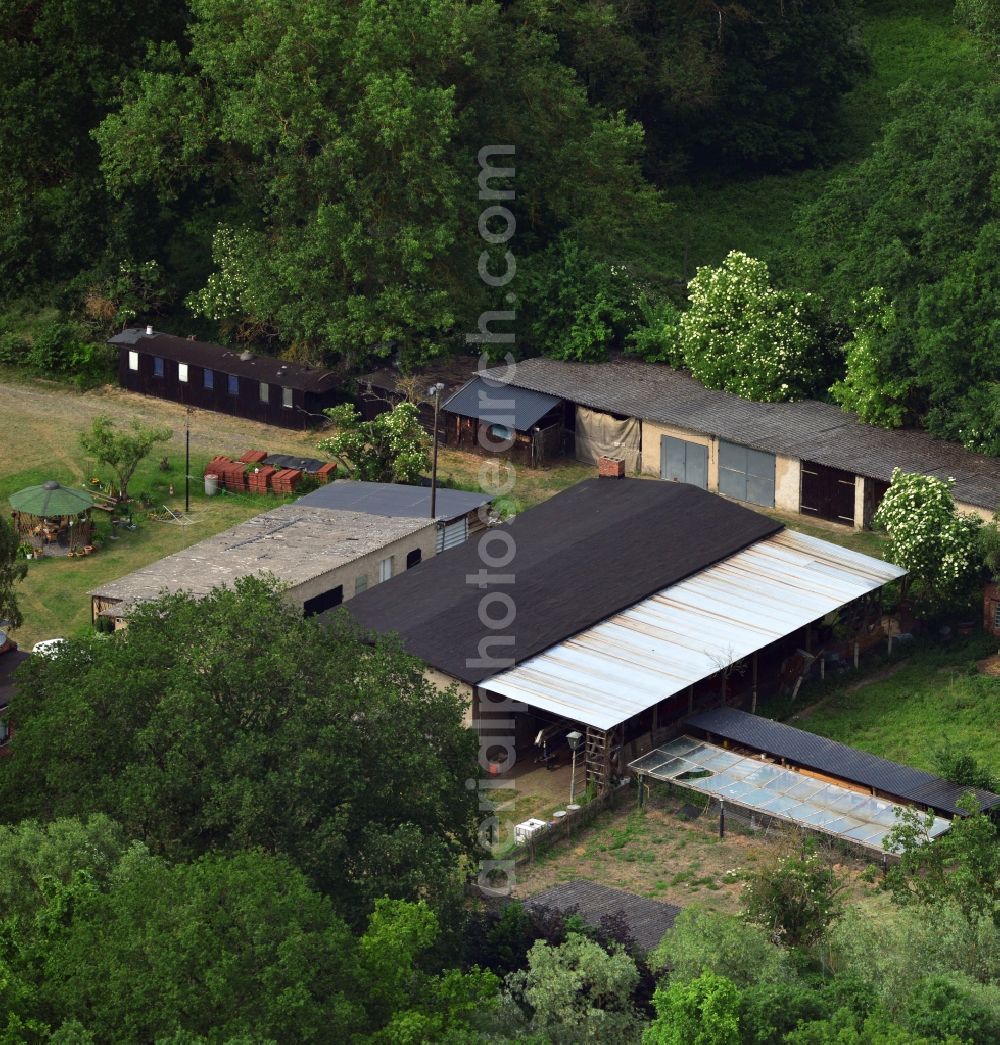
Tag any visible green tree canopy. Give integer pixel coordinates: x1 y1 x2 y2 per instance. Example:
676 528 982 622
504 931 645 1044
94 0 666 365
0 516 28 631
0 819 498 1041
0 576 480 924
78 414 172 502
797 83 1000 452
318 401 430 484
883 797 1000 927
0 0 186 297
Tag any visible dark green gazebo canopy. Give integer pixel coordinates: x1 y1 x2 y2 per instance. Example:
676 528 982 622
9 480 96 517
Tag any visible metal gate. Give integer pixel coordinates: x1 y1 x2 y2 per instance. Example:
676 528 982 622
719 441 775 507
436 517 469 553
660 435 708 488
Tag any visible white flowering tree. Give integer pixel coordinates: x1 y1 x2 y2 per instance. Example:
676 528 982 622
873 469 983 614
679 251 825 402
317 401 429 485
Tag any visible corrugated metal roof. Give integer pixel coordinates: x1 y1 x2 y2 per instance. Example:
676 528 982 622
443 375 561 431
480 529 906 731
295 480 490 522
631 737 952 850
478 359 1000 510
685 707 1000 817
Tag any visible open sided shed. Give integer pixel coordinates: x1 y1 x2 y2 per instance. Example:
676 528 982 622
443 375 570 467
348 479 906 793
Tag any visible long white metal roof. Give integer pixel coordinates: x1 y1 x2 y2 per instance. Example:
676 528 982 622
481 529 906 730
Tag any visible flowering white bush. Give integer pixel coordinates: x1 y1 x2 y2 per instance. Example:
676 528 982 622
679 251 823 402
186 225 259 322
873 468 983 613
317 401 429 484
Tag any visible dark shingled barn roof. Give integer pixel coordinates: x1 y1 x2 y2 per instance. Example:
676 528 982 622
522 880 681 954
686 706 1000 817
110 328 340 393
479 358 1000 510
344 479 781 684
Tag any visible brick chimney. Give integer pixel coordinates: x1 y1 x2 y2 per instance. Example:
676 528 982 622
597 456 625 479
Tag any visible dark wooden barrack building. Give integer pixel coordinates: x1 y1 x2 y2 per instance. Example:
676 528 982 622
110 327 342 429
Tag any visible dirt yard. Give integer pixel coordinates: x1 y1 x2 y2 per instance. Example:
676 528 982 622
510 787 878 918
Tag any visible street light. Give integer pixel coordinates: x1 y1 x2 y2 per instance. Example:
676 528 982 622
184 407 192 513
428 382 446 519
566 730 583 804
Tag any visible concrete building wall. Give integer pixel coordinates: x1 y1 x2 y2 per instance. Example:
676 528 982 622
853 476 867 529
959 502 994 524
640 420 718 489
287 522 438 607
774 455 801 514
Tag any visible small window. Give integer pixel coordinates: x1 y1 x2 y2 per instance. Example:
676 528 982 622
153 357 164 378
994 603 1000 629
228 374 239 396
178 363 188 383
282 386 293 409
204 368 214 390
489 424 514 441
406 549 422 569
379 556 393 582
259 381 269 404
127 351 139 371
302 585 343 617
355 574 368 595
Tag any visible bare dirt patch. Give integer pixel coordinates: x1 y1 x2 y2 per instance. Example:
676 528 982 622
510 789 876 919
978 654 1000 677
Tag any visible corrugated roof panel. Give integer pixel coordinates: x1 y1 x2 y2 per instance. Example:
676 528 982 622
478 358 1000 509
443 376 561 431
481 529 906 731
631 737 953 850
685 706 1000 816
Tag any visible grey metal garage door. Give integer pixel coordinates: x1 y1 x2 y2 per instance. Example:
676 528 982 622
719 440 775 507
660 435 708 489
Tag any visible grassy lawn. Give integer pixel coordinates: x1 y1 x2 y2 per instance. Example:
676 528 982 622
659 0 986 279
4 458 304 647
1 374 599 646
781 635 1000 777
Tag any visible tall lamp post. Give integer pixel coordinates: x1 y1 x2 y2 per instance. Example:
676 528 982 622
184 407 192 513
428 382 445 519
567 730 583 804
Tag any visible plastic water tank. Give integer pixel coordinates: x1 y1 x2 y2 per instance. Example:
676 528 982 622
204 474 219 496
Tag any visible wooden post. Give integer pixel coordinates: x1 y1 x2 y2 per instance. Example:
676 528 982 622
853 641 860 670
751 652 758 714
